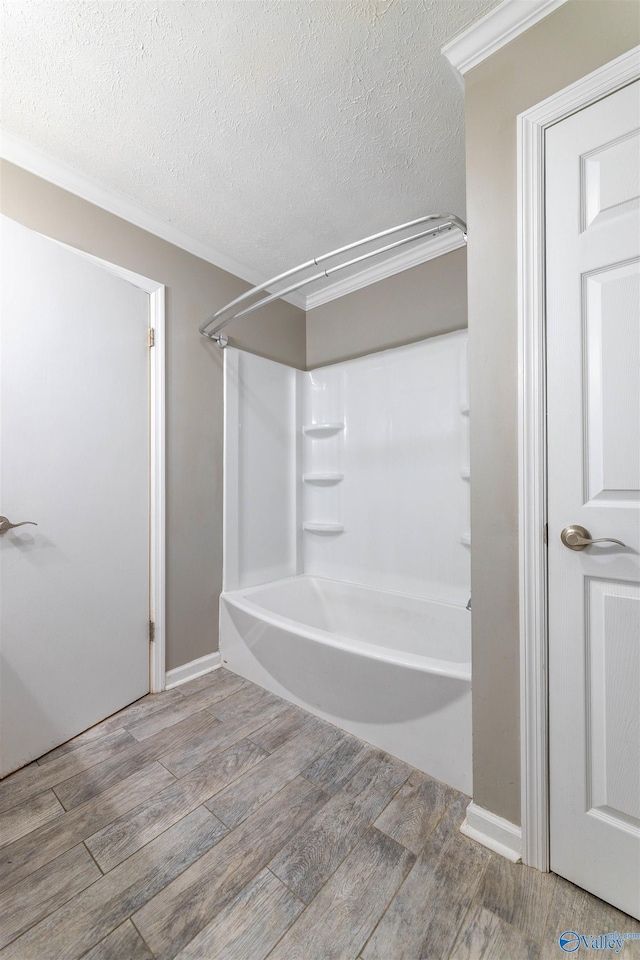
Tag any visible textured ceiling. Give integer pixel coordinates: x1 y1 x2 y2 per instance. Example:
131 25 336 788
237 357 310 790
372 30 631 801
1 0 501 283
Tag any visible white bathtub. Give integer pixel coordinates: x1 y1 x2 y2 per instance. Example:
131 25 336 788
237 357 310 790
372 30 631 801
219 575 472 794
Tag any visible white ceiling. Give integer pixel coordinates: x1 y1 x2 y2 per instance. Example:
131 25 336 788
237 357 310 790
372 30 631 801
1 0 501 288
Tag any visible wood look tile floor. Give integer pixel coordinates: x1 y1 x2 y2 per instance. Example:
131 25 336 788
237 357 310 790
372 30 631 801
1 669 638 960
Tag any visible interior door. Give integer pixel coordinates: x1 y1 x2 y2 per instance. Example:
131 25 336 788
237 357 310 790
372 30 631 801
547 81 640 919
0 216 151 777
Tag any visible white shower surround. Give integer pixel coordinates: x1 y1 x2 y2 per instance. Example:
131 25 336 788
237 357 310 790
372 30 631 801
221 332 471 792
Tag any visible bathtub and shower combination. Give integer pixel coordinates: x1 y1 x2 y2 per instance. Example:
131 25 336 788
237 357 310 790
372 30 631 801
218 330 472 794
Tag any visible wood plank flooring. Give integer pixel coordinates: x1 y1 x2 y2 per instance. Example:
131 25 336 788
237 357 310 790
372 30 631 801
1 669 638 959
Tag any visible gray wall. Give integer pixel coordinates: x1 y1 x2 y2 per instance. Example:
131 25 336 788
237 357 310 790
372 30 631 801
306 247 467 367
465 0 640 825
0 160 306 672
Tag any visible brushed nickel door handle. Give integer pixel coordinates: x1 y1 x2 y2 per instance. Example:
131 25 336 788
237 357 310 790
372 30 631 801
0 516 38 535
560 524 626 551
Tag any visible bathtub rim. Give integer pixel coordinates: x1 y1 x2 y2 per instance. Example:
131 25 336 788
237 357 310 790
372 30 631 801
220 574 472 682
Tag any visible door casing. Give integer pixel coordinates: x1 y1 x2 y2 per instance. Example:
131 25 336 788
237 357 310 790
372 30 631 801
517 45 640 872
43 237 167 695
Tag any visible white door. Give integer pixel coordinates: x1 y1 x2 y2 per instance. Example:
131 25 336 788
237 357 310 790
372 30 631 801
547 81 640 919
0 216 151 777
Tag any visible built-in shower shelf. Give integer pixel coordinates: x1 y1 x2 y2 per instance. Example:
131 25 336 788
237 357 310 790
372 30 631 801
460 533 471 546
303 522 344 533
303 422 345 437
303 473 344 484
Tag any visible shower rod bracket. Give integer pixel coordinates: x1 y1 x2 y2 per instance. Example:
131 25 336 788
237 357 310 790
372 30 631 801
200 213 467 347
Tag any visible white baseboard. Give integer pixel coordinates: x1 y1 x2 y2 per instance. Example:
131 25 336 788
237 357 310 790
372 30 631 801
460 801 522 862
165 652 221 690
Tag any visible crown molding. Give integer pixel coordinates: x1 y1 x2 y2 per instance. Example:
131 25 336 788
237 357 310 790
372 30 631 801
442 0 569 79
0 129 307 310
304 229 466 310
0 130 464 314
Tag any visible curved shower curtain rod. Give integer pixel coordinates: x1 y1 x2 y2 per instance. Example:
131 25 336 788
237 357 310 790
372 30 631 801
199 213 467 346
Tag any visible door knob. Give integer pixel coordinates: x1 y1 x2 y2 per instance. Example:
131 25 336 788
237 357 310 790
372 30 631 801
560 524 626 551
0 516 38 535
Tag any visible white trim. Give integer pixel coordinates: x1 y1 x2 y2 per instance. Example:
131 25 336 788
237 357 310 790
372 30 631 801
0 129 306 310
149 288 166 694
461 802 522 862
517 47 640 872
442 0 568 79
41 236 167 696
165 652 222 689
517 82 550 874
304 230 465 311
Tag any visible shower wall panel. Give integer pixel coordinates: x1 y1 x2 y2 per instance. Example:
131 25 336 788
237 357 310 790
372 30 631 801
302 332 469 603
224 348 300 590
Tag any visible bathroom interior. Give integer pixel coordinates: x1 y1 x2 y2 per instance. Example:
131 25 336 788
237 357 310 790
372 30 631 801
0 1 639 956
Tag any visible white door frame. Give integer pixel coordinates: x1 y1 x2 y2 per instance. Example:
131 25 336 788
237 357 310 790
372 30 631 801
48 237 167 694
517 46 640 871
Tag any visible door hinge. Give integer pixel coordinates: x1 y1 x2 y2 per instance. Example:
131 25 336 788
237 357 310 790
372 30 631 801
149 620 155 642
543 522 548 545
148 327 155 348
